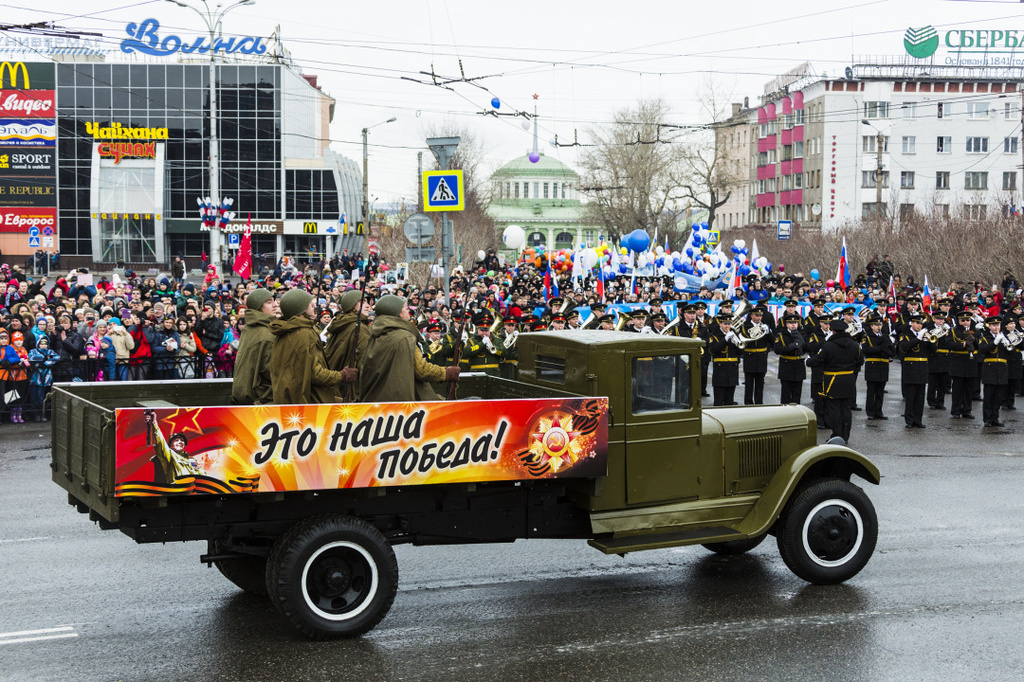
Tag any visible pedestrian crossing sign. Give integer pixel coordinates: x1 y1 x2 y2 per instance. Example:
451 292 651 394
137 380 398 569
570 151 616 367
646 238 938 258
422 170 464 212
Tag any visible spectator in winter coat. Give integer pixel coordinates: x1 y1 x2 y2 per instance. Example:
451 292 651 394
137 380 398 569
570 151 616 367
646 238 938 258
126 313 152 380
148 316 180 380
107 318 135 380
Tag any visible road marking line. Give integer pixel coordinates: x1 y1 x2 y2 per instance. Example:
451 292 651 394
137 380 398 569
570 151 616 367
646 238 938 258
0 626 74 638
0 633 79 645
0 536 51 544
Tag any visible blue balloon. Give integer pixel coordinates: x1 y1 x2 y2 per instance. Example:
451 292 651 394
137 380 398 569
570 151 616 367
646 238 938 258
618 264 628 274
620 234 633 252
731 245 740 254
630 229 650 253
810 268 820 280
700 221 709 229
655 257 665 268
740 264 751 275
491 97 501 109
682 262 694 274
691 223 700 232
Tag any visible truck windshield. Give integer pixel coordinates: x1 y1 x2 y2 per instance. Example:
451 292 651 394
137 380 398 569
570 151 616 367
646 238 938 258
631 355 691 414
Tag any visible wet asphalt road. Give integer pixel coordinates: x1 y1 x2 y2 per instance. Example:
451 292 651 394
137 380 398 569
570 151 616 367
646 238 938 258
2 372 1024 682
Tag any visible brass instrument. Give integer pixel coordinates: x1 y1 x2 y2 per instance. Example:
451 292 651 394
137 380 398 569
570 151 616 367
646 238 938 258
580 313 599 330
729 300 753 324
614 312 630 331
502 330 520 349
659 316 681 335
489 313 504 335
428 340 443 355
1007 329 1024 348
924 324 949 343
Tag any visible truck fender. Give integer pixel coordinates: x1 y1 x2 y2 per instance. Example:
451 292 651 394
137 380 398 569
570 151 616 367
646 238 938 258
734 445 881 538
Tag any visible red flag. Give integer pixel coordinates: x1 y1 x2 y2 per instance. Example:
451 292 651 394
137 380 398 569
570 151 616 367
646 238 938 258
233 214 252 280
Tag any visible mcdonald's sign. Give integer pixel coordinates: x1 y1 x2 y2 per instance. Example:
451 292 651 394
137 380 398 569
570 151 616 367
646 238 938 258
356 221 365 235
303 221 317 234
0 62 29 89
0 62 55 90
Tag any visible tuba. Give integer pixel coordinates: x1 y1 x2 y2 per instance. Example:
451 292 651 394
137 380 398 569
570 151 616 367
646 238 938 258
614 312 630 331
489 313 504 335
659 316 681 335
729 300 753 325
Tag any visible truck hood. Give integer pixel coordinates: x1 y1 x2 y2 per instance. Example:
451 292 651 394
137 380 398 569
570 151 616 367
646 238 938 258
705 404 815 437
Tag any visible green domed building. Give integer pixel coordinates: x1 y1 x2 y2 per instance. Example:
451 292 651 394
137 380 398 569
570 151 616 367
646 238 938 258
487 151 602 254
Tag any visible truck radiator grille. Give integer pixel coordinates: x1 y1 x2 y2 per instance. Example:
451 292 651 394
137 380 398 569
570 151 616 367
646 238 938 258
737 435 783 479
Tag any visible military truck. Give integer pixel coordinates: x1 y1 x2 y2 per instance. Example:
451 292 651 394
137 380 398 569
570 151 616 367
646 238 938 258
51 331 879 640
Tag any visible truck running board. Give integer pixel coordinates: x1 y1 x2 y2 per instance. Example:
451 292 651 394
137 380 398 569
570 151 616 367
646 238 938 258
588 526 740 555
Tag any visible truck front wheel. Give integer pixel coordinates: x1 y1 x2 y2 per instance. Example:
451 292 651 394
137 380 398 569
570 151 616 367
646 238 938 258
776 479 877 585
267 515 398 639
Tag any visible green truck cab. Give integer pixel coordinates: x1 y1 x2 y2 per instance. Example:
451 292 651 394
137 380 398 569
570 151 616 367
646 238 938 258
51 330 879 640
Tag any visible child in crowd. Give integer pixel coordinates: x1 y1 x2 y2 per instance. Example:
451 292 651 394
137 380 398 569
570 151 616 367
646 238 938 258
28 336 59 421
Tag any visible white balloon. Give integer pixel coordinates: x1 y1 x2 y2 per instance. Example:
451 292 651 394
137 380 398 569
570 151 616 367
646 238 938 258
502 224 526 250
733 239 742 248
655 245 665 256
582 248 599 269
737 239 747 249
477 250 486 261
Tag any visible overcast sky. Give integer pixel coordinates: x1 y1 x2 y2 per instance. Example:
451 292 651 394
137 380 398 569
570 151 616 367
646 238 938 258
4 0 1023 206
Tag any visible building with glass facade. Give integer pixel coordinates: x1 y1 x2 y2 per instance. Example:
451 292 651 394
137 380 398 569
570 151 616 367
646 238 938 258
0 53 361 269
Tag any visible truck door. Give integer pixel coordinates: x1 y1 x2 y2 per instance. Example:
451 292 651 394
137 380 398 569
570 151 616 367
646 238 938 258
625 351 710 505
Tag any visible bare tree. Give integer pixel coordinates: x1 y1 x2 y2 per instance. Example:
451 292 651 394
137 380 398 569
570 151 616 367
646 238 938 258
675 79 745 231
578 99 688 243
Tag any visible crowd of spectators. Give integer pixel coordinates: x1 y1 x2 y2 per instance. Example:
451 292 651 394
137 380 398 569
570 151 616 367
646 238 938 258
1 246 1020 424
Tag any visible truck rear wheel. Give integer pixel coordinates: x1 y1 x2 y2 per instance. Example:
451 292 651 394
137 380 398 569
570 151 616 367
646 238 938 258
776 479 877 585
214 554 269 596
266 514 398 639
702 534 766 555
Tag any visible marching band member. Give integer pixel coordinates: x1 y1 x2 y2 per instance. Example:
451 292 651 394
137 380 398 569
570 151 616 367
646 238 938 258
946 311 978 420
898 313 934 429
708 312 743 407
861 313 895 420
498 316 520 379
773 312 806 404
464 311 502 376
925 310 951 410
1002 315 1022 411
976 315 1011 427
806 312 831 429
740 304 771 405
806 318 862 444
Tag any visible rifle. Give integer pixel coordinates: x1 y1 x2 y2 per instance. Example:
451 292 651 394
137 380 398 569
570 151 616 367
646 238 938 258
446 312 469 400
342 264 369 402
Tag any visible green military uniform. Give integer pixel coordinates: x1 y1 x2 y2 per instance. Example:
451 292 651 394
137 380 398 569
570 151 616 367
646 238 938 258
269 290 345 404
360 300 448 403
231 296 277 405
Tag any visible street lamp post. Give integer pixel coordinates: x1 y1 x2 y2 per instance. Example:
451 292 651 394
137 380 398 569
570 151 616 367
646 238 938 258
861 118 885 221
362 117 397 260
167 0 254 271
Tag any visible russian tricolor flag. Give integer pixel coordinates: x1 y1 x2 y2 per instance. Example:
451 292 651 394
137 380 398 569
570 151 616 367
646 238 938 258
836 237 850 290
922 275 932 312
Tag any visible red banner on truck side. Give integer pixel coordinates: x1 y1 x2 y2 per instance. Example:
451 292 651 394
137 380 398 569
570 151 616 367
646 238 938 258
113 397 609 497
